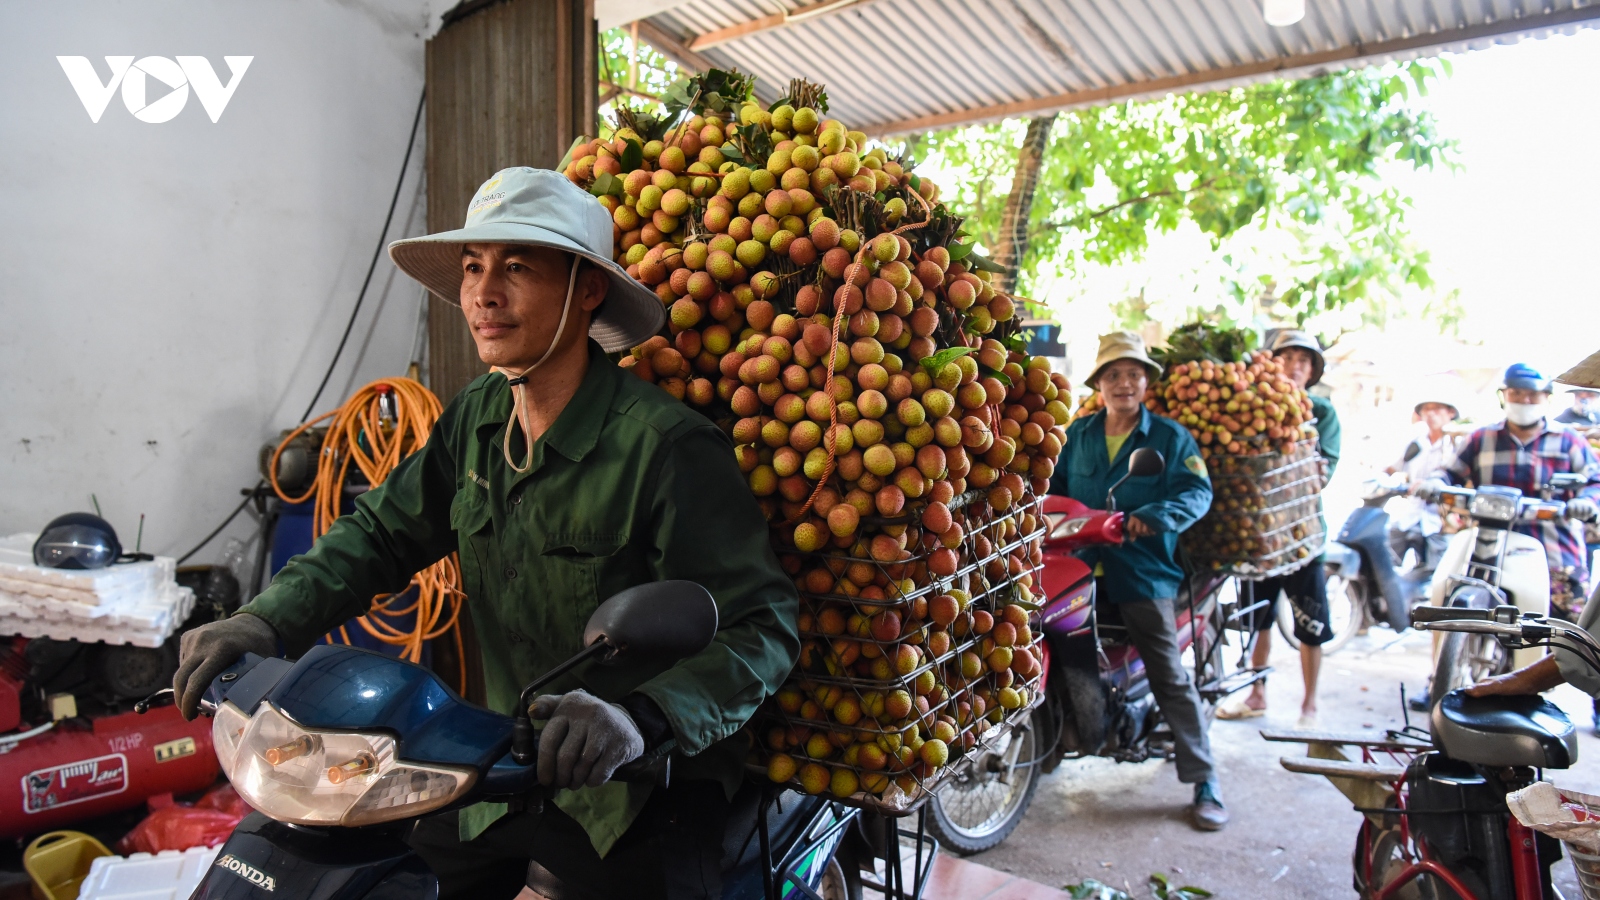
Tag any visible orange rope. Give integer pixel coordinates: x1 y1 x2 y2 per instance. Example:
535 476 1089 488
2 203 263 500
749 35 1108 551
269 378 467 691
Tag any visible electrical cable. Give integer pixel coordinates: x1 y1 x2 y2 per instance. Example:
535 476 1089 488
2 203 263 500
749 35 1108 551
270 377 466 691
298 87 427 424
174 88 425 568
175 485 261 565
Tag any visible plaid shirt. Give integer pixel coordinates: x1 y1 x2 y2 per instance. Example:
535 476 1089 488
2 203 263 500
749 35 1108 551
1441 420 1600 586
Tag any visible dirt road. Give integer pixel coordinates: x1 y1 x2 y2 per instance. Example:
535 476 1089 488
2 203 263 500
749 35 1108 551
963 625 1600 898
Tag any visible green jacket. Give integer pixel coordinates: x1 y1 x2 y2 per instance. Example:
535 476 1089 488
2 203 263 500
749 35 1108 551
1049 408 1214 602
239 340 799 855
1311 393 1341 478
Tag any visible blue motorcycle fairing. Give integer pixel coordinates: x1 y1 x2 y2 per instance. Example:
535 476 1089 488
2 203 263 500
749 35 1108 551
261 644 513 771
191 812 433 900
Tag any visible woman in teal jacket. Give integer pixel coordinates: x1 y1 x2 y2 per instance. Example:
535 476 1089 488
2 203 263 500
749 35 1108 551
1048 332 1224 831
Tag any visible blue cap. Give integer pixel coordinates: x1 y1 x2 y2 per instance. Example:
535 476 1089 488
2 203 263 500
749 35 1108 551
1503 363 1552 393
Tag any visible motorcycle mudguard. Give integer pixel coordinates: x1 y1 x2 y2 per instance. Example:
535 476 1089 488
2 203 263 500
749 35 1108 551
1340 515 1410 631
1323 542 1361 578
192 812 430 899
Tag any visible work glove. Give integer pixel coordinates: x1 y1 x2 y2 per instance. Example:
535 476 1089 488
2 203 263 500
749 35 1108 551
530 690 645 791
173 613 279 720
1568 497 1599 524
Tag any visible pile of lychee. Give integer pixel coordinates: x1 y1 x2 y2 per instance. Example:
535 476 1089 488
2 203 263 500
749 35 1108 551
1073 344 1322 575
1075 349 1314 459
566 80 1067 803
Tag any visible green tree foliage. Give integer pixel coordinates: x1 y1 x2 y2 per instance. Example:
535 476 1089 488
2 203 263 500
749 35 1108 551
909 62 1455 323
597 27 680 119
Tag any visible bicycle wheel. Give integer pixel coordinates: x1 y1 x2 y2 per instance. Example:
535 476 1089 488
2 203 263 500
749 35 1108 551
1277 574 1363 656
926 708 1043 855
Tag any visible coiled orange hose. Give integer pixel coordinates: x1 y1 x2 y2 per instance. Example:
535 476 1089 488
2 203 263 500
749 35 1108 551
269 377 467 691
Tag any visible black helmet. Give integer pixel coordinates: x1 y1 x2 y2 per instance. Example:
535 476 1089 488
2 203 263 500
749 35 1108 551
33 513 122 570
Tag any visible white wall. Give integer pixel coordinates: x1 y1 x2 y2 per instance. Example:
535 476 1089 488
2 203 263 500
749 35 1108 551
0 0 441 563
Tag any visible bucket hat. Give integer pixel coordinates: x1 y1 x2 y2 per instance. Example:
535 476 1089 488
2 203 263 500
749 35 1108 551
1556 351 1600 392
388 167 663 353
1270 330 1325 387
1088 331 1162 386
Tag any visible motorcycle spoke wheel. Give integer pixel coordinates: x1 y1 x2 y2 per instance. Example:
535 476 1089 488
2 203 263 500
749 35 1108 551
927 714 1042 855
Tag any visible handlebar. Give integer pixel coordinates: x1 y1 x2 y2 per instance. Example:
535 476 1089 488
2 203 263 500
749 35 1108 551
1413 605 1600 674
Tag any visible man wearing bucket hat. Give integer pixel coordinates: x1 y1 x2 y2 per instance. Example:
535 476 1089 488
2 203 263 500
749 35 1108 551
172 168 799 898
1220 329 1341 729
1557 385 1600 428
1385 390 1462 566
1050 332 1226 830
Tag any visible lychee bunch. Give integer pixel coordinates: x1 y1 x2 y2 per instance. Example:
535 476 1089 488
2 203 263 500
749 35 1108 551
568 72 1062 804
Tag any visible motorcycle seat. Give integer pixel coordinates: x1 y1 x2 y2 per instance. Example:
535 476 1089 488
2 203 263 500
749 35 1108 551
1431 690 1577 769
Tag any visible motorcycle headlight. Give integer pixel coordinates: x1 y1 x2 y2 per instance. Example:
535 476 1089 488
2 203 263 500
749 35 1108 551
212 701 250 774
1468 491 1520 522
217 702 475 827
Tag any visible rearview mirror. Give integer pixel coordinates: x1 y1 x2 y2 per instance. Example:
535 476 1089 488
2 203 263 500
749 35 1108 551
585 580 719 664
1128 447 1165 478
512 581 720 765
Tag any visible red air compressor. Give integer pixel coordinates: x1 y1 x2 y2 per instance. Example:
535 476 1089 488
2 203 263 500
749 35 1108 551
0 704 216 839
0 627 221 840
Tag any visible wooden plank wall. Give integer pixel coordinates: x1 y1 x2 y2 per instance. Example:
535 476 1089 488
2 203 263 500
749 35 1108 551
424 0 596 403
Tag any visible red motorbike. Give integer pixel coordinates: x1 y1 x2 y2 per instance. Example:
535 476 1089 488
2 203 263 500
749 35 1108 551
928 448 1264 853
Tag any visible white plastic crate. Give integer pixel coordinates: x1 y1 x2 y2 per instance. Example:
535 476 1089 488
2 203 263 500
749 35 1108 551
0 535 193 647
77 844 221 900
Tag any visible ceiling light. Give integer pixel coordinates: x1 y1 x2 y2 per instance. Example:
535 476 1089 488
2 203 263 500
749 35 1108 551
1263 0 1305 27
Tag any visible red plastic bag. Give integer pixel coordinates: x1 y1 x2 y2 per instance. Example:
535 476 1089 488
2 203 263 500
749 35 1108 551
118 785 254 853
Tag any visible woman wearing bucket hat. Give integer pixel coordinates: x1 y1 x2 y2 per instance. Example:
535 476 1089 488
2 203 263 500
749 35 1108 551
1050 332 1228 831
1220 330 1341 729
173 168 799 899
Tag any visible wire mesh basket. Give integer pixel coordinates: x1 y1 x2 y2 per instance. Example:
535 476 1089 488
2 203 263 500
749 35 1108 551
752 491 1048 814
1182 438 1326 580
1567 842 1600 899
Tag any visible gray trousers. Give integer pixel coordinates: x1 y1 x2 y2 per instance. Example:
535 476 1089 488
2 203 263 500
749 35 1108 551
1116 598 1216 784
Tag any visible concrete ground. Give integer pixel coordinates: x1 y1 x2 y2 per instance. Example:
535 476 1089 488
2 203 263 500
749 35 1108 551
949 625 1600 899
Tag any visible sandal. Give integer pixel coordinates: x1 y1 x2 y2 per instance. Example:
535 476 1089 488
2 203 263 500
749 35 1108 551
1216 698 1265 720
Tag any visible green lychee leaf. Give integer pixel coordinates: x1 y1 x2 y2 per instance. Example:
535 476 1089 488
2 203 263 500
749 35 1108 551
620 138 643 172
663 78 694 107
917 346 974 377
966 250 1005 274
721 145 746 163
908 174 922 191
588 173 623 198
946 241 974 262
980 365 1013 387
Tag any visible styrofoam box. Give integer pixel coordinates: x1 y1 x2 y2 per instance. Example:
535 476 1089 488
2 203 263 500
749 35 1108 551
77 845 221 900
0 534 193 647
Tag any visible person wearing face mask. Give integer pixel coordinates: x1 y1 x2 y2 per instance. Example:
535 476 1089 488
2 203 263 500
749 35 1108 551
1556 387 1600 428
1430 363 1600 620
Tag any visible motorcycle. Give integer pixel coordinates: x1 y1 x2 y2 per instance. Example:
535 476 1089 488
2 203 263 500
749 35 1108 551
1423 473 1593 698
137 581 886 900
1275 603 1598 899
1312 473 1443 653
925 448 1257 854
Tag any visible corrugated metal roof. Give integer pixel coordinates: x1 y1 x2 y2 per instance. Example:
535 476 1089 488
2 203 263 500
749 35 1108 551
637 0 1600 134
